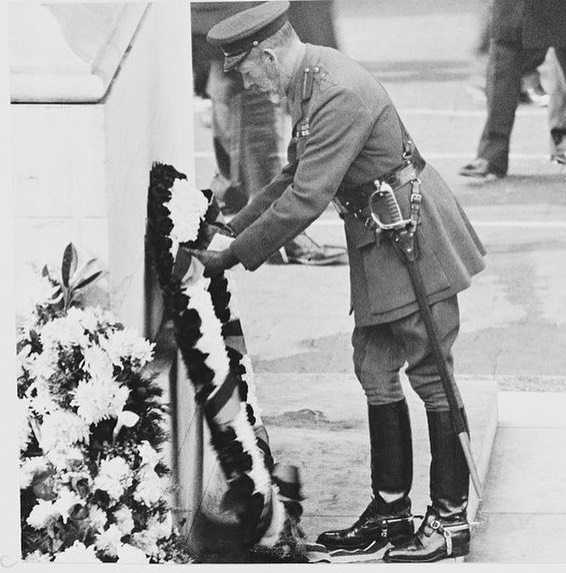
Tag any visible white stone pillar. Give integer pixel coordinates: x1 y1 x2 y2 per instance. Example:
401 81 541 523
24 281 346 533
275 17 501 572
1 0 21 563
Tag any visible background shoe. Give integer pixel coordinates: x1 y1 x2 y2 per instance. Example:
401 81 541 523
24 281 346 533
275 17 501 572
519 71 549 107
551 149 566 166
269 232 348 266
519 87 549 107
459 158 504 179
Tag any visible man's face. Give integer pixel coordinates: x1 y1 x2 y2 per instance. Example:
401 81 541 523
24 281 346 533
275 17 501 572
238 49 283 102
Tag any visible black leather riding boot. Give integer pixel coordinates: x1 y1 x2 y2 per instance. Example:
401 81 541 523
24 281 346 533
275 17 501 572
384 408 471 563
317 399 414 561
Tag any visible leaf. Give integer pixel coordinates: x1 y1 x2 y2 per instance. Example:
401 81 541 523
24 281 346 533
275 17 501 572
61 243 78 288
70 258 97 283
73 270 105 291
50 287 63 303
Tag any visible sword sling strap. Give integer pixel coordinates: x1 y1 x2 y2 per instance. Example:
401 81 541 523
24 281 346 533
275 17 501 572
333 113 424 239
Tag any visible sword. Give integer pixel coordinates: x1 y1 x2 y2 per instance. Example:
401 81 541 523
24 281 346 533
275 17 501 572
369 181 483 499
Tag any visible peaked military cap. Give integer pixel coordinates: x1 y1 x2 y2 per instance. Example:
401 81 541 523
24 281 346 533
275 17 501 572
207 1 290 72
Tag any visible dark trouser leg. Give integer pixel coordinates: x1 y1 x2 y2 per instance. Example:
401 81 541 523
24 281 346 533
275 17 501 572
477 40 537 175
548 48 566 158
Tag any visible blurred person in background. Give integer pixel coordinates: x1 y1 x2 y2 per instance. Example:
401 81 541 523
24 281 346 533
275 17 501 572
460 0 566 179
191 1 347 265
472 0 549 107
546 49 566 165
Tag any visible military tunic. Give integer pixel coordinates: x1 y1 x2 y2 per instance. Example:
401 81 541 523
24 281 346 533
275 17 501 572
228 44 485 327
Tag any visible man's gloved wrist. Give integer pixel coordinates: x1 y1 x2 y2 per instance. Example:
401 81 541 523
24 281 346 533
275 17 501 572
219 246 239 270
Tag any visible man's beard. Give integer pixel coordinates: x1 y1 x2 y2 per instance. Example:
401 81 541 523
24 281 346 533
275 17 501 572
267 91 282 104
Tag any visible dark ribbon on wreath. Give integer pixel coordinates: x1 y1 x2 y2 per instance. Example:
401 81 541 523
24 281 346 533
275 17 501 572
146 163 276 546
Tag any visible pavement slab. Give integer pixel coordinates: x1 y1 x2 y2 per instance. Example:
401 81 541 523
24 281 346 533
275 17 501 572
254 372 498 547
468 392 566 563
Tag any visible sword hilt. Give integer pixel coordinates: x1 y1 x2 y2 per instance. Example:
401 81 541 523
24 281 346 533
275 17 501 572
369 182 412 231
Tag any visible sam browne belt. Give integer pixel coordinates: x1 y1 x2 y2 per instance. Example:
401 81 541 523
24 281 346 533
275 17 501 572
333 147 425 236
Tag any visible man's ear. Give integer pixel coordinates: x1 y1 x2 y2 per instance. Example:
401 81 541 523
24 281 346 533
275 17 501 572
262 48 277 65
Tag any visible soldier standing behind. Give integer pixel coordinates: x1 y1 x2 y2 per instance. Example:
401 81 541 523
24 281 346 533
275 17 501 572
188 2 486 563
460 0 566 178
191 1 346 265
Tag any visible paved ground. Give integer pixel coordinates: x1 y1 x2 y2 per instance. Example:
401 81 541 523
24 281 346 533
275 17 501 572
192 0 566 564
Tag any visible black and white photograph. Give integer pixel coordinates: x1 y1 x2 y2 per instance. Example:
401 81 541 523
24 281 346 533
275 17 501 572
3 0 566 568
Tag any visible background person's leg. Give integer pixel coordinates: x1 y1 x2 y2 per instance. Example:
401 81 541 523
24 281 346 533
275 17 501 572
546 48 566 164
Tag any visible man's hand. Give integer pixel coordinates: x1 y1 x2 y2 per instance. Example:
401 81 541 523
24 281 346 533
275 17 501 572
201 221 237 246
186 247 239 277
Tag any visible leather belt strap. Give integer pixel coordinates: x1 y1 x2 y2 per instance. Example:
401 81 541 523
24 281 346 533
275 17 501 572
339 151 425 205
333 153 425 230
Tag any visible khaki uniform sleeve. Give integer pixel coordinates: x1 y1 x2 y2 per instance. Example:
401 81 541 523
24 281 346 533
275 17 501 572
231 85 374 270
228 141 299 234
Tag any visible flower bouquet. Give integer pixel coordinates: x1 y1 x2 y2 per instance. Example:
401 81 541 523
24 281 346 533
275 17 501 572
146 163 308 561
17 244 192 563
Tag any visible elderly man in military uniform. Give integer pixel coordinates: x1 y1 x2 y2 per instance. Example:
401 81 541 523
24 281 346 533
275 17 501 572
188 1 486 564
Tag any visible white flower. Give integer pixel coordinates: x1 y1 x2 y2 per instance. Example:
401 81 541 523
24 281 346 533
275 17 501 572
113 506 134 535
19 397 34 452
40 313 88 350
46 445 84 472
24 550 52 562
184 284 230 385
54 540 100 563
166 179 209 244
17 343 33 380
240 355 262 424
27 350 58 382
116 544 150 563
26 379 58 416
81 345 113 379
138 440 163 470
133 470 168 506
53 486 82 524
20 456 50 490
19 267 60 317
231 405 271 496
27 499 58 529
72 376 129 425
69 306 110 334
225 274 242 320
130 529 159 557
148 511 173 539
95 524 124 557
94 456 132 500
40 410 90 453
100 328 154 369
88 506 108 532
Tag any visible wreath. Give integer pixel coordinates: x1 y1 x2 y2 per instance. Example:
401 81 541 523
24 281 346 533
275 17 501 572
146 163 307 561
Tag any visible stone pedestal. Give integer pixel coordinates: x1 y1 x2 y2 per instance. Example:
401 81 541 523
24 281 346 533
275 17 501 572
10 0 208 533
